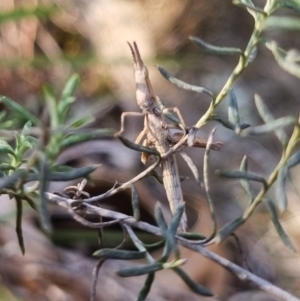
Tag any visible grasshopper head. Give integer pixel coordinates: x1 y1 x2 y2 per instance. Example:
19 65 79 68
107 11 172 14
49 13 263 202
128 42 155 111
128 41 148 78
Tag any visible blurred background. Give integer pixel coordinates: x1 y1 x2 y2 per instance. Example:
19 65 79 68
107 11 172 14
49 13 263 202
0 0 299 300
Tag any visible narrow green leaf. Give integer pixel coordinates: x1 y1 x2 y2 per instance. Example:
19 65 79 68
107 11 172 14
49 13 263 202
38 157 52 233
286 150 300 169
234 0 255 8
163 111 181 124
61 74 80 100
93 249 145 259
154 203 168 233
266 41 300 78
15 197 25 255
27 165 99 182
0 120 14 130
209 114 250 130
228 89 240 133
0 164 15 172
18 137 34 154
239 156 254 204
255 94 288 145
0 111 7 123
266 200 296 252
274 151 300 213
26 136 38 147
22 195 37 211
143 240 165 251
131 184 140 221
267 0 300 12
156 65 214 98
216 170 267 188
281 0 300 11
178 232 206 240
0 140 17 158
43 85 59 128
117 135 160 157
136 273 155 301
202 129 218 243
22 121 32 136
173 267 214 296
46 165 98 181
68 116 95 129
162 205 184 260
279 0 300 11
51 165 76 172
0 96 39 125
156 97 180 124
117 262 162 277
0 169 26 191
233 0 265 18
168 204 185 238
61 128 115 148
211 115 236 130
275 166 288 212
264 16 300 31
14 132 22 152
57 97 75 123
53 71 81 125
241 116 296 136
215 217 244 243
190 36 243 56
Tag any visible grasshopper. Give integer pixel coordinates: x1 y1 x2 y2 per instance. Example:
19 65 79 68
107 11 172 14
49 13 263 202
118 42 221 232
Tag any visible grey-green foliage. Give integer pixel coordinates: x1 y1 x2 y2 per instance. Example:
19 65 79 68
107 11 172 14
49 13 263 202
93 205 213 301
156 0 300 252
0 75 113 242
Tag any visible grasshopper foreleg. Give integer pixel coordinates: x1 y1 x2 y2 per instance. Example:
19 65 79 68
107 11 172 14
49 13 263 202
115 112 144 136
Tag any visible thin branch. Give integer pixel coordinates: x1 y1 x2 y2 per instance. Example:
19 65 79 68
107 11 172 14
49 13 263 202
178 238 300 301
123 224 155 263
46 192 162 236
83 159 160 203
47 192 300 301
67 203 123 228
